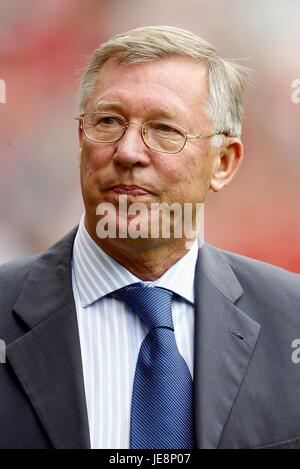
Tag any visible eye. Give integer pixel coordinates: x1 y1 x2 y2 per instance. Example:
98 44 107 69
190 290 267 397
153 123 177 133
95 115 122 127
149 121 183 139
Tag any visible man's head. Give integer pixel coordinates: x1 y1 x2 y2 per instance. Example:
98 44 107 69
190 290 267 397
77 26 250 254
79 26 250 140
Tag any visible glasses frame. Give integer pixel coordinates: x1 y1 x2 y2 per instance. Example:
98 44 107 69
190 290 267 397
75 112 224 154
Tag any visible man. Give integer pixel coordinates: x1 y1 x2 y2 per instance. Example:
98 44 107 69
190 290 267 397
0 26 300 450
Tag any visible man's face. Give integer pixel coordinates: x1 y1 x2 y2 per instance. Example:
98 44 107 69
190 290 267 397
79 57 221 244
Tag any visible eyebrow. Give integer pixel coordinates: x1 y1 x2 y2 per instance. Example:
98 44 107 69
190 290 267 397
94 99 186 124
95 99 122 111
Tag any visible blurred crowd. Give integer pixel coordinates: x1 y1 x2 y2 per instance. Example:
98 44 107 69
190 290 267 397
0 0 299 270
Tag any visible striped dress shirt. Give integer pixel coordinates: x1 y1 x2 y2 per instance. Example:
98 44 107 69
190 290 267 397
72 215 198 449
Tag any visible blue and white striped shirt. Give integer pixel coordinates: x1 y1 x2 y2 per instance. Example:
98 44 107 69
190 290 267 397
72 215 197 449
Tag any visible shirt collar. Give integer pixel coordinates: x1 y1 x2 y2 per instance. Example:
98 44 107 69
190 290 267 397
72 214 198 308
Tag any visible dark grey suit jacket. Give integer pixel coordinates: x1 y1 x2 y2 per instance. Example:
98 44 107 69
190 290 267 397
0 227 300 449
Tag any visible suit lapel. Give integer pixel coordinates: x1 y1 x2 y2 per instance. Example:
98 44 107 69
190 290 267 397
194 245 261 449
6 228 90 449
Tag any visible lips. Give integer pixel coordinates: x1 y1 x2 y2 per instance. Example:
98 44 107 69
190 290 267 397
110 185 152 196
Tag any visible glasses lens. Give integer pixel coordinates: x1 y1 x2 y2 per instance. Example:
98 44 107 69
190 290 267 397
144 121 185 153
83 113 125 142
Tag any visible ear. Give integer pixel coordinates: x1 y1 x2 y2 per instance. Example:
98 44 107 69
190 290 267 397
78 118 83 146
210 138 243 192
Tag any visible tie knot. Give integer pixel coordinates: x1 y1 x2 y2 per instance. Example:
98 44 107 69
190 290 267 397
114 283 174 330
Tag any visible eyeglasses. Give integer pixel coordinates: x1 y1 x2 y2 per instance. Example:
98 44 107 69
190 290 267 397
75 112 224 154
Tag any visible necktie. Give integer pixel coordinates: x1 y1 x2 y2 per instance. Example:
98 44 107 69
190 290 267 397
114 283 194 449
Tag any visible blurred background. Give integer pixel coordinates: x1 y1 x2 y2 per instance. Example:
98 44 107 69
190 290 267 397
0 0 299 271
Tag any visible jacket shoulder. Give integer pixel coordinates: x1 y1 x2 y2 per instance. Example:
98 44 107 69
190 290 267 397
0 254 39 271
0 254 39 283
0 255 39 307
0 226 78 289
205 246 300 331
218 247 300 286
212 247 300 315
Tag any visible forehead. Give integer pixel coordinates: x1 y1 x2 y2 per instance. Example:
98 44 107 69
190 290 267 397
87 57 209 122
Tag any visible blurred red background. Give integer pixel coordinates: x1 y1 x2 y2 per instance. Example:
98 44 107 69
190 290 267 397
0 0 299 271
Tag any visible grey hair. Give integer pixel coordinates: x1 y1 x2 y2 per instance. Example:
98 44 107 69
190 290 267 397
78 26 252 139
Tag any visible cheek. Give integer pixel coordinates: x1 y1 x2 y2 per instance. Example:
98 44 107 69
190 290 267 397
80 142 113 183
157 152 213 202
81 141 111 170
80 143 113 203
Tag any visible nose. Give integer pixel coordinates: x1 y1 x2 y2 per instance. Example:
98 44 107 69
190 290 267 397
113 122 150 168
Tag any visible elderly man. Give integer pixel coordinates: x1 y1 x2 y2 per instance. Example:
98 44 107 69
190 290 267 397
0 26 300 450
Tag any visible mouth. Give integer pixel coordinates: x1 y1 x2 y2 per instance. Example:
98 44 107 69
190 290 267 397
109 185 153 196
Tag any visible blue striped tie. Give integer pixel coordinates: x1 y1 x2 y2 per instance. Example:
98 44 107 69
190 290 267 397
115 283 194 449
